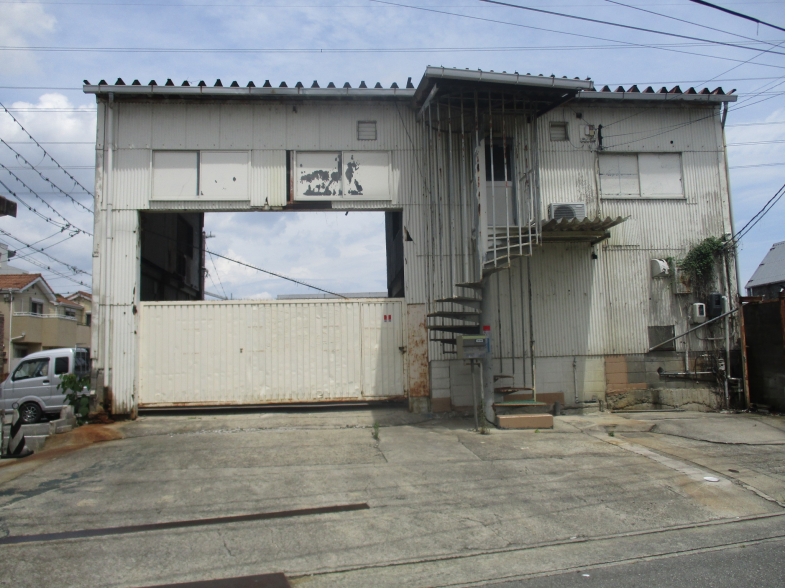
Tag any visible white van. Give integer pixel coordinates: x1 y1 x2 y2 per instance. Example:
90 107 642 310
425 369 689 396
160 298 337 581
1 348 90 424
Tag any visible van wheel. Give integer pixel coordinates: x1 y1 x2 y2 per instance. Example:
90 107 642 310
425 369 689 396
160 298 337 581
18 402 42 425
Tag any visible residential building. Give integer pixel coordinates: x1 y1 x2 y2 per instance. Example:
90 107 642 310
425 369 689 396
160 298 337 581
85 68 740 419
745 241 785 299
67 291 93 327
0 241 28 275
0 274 91 376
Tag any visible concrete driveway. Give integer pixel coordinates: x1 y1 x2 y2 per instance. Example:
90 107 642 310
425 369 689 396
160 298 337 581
0 407 783 587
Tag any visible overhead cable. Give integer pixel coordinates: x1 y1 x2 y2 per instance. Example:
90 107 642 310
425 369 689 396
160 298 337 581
726 183 785 246
0 101 96 198
1 139 94 213
0 177 91 235
604 0 785 47
0 228 92 285
366 0 785 70
0 163 93 235
688 0 785 34
474 0 785 55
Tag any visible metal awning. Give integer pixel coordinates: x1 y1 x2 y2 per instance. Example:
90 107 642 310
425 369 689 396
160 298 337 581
413 66 594 112
541 216 627 245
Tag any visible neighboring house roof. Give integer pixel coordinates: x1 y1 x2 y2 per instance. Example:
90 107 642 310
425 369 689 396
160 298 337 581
746 241 785 289
56 295 83 309
0 273 58 303
67 290 92 301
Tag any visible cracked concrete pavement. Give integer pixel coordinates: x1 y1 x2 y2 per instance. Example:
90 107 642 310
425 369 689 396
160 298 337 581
0 407 783 587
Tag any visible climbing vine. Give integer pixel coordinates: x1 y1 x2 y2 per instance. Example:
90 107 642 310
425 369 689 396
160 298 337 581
678 236 725 294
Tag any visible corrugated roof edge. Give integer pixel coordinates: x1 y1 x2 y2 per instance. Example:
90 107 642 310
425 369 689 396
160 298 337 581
577 88 736 103
83 85 416 99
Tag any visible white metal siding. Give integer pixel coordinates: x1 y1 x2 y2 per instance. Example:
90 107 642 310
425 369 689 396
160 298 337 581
138 298 406 406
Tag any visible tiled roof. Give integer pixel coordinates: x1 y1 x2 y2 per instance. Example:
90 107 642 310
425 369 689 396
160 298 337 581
0 273 43 290
746 240 785 289
67 290 92 301
56 295 83 308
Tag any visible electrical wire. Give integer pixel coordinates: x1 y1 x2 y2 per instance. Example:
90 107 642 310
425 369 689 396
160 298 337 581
0 229 92 289
208 251 228 300
726 183 785 246
366 0 785 70
0 177 89 235
1 139 94 213
0 101 96 198
0 164 93 235
688 0 785 34
475 0 785 56
603 0 784 47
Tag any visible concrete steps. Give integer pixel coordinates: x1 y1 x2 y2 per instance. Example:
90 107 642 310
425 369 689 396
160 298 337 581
2 406 77 455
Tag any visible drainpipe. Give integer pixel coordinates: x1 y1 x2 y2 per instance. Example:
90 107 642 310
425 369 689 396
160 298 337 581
7 291 12 370
573 356 579 405
102 93 114 396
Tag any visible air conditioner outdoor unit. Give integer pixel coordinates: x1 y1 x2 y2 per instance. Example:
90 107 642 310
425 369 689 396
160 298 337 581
548 203 587 221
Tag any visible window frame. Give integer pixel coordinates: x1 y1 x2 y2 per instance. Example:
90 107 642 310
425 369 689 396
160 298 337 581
598 152 685 200
12 358 50 381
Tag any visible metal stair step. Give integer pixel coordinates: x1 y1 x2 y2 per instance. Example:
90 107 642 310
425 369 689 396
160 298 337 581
455 281 483 290
426 325 482 335
430 337 457 345
493 374 513 381
427 311 481 321
495 387 535 394
435 296 482 306
493 400 547 407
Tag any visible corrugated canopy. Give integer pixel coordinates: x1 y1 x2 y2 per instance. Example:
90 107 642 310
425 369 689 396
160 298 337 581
541 216 627 244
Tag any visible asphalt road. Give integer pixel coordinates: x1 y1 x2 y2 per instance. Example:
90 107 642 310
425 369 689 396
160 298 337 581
491 538 785 588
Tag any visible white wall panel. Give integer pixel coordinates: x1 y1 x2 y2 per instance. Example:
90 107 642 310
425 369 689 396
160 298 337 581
250 149 287 207
114 149 151 210
138 299 405 406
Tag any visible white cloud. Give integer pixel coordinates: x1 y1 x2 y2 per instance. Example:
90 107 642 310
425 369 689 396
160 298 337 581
0 3 56 75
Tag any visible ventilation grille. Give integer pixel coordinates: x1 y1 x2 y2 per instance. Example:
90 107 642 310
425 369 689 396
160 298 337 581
549 122 568 141
548 203 587 221
357 121 377 140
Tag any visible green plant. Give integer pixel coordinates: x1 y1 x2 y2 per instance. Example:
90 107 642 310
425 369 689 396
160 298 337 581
372 421 380 441
57 373 91 425
678 237 725 294
608 430 615 437
534 429 539 433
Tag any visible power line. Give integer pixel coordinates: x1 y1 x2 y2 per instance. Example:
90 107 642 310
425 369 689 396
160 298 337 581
603 0 785 47
729 162 785 169
366 0 785 70
688 0 785 34
0 100 96 198
0 164 93 235
1 139 94 213
18 256 92 289
727 183 785 246
475 0 785 56
0 228 92 287
208 251 228 300
0 175 92 236
727 120 785 126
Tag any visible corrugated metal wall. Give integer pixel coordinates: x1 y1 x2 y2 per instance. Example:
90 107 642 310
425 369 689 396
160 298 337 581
138 299 405 406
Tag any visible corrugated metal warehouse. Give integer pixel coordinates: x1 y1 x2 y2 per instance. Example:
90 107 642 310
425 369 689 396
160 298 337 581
85 68 741 423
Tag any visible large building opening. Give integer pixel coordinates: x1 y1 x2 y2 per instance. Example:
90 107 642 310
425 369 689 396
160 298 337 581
139 210 401 302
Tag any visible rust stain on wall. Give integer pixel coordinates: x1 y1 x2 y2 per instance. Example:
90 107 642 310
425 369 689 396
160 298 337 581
407 304 430 398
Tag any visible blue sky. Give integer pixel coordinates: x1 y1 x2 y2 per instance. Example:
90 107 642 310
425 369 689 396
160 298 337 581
0 0 783 298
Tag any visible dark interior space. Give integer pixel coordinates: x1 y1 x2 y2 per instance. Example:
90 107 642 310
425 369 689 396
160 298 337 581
385 210 404 298
140 211 205 301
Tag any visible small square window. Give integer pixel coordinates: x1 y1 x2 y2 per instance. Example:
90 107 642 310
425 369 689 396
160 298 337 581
31 301 44 315
357 121 377 141
549 122 568 141
85 313 92 327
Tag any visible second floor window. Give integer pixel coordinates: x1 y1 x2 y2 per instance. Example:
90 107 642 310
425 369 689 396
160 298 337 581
31 300 44 315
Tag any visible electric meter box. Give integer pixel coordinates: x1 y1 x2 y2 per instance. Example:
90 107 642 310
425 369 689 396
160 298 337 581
690 302 707 324
457 335 489 359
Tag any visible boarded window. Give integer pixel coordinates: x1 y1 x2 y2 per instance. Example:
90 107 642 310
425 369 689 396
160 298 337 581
549 122 568 141
357 121 377 141
296 152 343 198
199 151 249 200
152 151 198 200
648 325 676 351
600 153 683 199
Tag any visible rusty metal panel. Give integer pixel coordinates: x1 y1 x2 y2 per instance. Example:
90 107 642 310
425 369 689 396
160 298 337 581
406 304 429 397
138 298 406 407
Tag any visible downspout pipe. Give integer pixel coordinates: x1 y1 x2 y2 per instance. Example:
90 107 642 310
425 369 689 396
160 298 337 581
102 93 114 399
